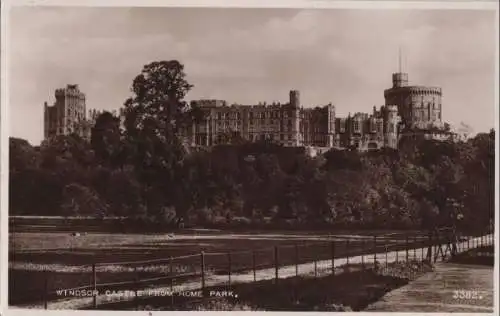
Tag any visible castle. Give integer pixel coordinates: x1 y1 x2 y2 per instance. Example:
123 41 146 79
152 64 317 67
184 70 450 151
44 84 124 141
44 70 453 150
186 92 400 151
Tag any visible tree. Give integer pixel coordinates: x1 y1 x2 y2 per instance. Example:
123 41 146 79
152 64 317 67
91 111 122 167
120 60 199 222
61 183 108 217
123 60 194 140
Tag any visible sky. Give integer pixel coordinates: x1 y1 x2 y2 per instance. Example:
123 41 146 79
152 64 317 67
8 6 497 145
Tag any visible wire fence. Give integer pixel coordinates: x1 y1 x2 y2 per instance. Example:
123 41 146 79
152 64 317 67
10 229 495 310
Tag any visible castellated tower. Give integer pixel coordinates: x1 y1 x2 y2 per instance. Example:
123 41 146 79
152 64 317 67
384 72 442 130
44 84 86 140
383 105 400 149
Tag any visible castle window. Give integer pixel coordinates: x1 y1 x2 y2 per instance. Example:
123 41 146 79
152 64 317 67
353 120 360 132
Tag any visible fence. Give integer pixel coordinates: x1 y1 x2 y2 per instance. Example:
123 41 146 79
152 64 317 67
11 229 494 310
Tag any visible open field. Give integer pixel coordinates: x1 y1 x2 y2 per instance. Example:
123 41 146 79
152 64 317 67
9 229 430 306
10 228 492 309
9 230 426 264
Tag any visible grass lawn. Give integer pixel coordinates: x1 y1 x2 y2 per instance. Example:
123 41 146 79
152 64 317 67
9 230 432 307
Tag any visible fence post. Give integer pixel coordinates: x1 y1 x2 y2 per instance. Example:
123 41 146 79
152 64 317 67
427 232 432 263
92 263 97 309
331 241 335 275
227 252 232 289
133 266 139 310
295 244 299 277
169 257 174 307
373 236 377 267
44 268 48 310
274 246 279 283
467 236 470 251
346 239 350 266
252 251 256 282
361 239 365 270
421 239 424 262
314 256 318 278
405 235 409 262
385 246 388 269
413 236 417 261
201 252 205 294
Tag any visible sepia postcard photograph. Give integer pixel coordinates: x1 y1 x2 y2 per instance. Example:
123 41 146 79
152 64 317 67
1 0 499 314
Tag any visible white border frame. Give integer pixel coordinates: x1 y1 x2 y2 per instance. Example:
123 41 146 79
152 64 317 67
1 1 498 316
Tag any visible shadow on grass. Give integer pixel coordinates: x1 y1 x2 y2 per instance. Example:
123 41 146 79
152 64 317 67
95 261 433 311
448 246 494 266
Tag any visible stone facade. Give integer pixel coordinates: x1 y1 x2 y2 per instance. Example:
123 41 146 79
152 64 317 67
44 84 87 140
335 105 400 151
189 90 302 147
188 90 401 151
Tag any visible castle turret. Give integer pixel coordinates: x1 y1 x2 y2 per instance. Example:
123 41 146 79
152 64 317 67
392 72 408 88
289 90 300 108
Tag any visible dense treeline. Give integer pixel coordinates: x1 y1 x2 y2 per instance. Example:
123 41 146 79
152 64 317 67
9 60 495 232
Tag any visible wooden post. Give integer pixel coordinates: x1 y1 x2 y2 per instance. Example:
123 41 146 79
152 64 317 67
361 239 365 270
295 244 299 277
252 251 256 282
331 241 335 275
405 236 409 262
170 257 174 307
201 252 205 294
385 246 388 269
227 252 232 288
373 236 377 266
92 263 97 309
274 246 279 283
467 236 470 250
134 266 139 310
428 231 433 263
421 240 424 262
44 268 48 310
314 257 318 278
413 236 417 261
346 239 350 266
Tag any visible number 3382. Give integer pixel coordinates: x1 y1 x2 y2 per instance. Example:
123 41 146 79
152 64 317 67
453 290 482 300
